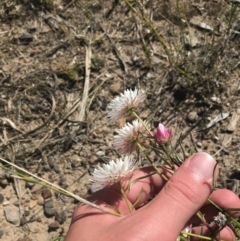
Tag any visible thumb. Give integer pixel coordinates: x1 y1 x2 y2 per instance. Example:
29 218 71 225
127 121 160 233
145 152 218 240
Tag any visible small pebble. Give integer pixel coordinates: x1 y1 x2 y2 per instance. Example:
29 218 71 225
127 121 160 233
4 205 20 225
48 157 55 168
25 182 35 189
187 111 197 123
44 199 56 218
53 164 60 173
0 179 8 188
42 188 52 199
196 142 202 148
55 210 67 224
71 161 77 168
19 32 33 42
48 221 60 232
109 82 121 94
29 215 37 222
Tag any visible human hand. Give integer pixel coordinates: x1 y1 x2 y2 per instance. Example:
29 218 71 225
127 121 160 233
64 152 240 241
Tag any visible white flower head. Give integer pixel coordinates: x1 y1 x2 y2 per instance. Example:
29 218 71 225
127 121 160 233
108 88 146 121
113 119 149 155
90 156 138 192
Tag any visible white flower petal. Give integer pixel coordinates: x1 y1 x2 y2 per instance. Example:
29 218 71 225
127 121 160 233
90 156 138 192
113 119 149 155
108 88 146 121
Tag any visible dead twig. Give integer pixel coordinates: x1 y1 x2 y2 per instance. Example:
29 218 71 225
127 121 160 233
70 36 92 132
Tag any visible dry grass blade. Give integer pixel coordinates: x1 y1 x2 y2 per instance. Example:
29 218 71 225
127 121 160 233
71 36 92 132
0 157 108 213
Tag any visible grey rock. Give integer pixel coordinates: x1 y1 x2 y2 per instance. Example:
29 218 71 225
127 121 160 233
19 32 33 42
48 157 55 168
0 230 4 238
4 205 20 225
44 199 56 218
44 206 56 218
0 179 8 188
29 215 37 222
44 199 54 208
53 164 60 173
55 210 67 224
0 193 4 204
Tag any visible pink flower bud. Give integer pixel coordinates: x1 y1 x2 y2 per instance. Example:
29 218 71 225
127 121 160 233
154 124 172 143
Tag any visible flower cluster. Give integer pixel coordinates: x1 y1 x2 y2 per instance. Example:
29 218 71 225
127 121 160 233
90 88 172 192
87 87 236 240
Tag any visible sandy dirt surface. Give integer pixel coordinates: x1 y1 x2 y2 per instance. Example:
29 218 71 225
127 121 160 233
0 1 240 240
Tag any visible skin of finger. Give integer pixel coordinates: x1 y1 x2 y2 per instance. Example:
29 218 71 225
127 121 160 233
64 167 168 241
207 189 240 217
124 166 167 207
87 165 180 210
84 166 166 215
187 189 240 225
191 226 236 241
126 155 219 241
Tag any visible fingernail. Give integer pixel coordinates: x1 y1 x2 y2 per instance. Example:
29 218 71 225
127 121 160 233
187 152 216 180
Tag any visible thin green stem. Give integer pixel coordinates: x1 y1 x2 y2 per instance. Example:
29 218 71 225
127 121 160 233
119 182 134 213
137 143 168 181
132 111 152 136
123 0 172 65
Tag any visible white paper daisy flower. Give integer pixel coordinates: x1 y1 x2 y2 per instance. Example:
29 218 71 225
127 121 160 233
108 88 146 121
113 119 149 155
90 156 138 192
